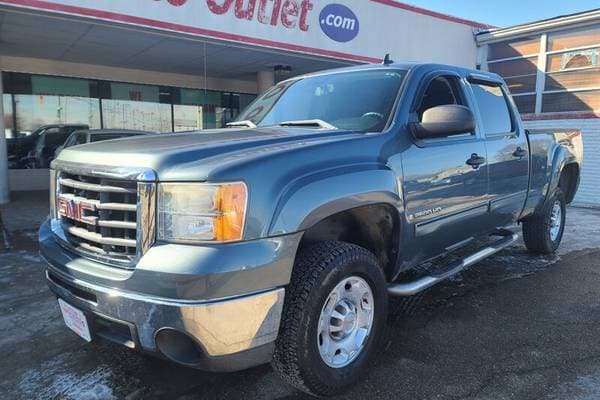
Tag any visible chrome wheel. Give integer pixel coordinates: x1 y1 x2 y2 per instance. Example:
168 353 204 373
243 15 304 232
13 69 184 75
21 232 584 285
317 276 374 368
549 200 562 241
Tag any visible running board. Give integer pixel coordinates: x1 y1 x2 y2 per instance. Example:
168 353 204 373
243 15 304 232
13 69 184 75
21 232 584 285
388 229 519 297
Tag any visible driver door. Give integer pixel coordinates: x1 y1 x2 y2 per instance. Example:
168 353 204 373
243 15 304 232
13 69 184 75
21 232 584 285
401 72 489 259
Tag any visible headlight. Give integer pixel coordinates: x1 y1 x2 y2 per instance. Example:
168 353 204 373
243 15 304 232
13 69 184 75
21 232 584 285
157 182 247 243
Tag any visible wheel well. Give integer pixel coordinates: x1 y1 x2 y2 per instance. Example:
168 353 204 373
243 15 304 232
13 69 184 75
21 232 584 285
559 163 579 204
298 204 399 278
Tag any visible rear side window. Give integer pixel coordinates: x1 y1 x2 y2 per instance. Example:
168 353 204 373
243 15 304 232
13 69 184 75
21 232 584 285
471 83 513 135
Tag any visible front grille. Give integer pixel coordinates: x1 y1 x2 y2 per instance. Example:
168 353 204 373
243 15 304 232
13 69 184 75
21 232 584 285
56 171 139 266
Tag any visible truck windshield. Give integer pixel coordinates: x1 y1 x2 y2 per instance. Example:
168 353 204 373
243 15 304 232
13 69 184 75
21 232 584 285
236 69 407 132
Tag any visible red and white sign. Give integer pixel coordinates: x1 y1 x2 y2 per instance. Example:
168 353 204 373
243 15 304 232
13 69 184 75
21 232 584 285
0 0 483 66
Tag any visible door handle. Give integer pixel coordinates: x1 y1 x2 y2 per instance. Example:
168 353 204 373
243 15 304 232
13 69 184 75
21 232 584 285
466 153 486 169
513 147 527 158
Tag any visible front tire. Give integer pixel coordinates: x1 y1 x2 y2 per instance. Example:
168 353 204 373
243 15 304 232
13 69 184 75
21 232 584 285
522 188 566 254
272 241 388 397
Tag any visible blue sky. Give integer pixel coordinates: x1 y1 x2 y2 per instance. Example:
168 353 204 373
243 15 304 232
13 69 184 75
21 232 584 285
405 0 599 27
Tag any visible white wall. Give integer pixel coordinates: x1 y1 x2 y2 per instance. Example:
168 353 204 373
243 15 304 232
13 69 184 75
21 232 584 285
4 0 480 67
524 118 600 208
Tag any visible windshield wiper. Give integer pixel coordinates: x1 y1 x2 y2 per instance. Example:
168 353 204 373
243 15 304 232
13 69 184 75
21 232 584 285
226 120 257 128
278 119 338 130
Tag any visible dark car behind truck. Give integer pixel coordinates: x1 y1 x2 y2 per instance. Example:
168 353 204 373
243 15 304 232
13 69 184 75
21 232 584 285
39 62 582 396
54 129 151 158
8 124 88 168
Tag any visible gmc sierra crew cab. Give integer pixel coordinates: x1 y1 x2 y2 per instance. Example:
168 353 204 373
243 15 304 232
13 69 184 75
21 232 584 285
39 62 583 396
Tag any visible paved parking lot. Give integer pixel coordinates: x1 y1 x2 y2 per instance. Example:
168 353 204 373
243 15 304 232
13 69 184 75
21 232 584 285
1 192 599 400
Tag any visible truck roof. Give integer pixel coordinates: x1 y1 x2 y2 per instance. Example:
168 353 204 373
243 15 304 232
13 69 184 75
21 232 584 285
289 62 503 85
75 129 151 136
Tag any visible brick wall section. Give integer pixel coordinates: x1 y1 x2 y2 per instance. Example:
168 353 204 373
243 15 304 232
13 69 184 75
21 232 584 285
524 118 599 207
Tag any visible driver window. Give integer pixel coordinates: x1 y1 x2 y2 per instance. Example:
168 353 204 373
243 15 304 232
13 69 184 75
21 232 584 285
417 76 465 121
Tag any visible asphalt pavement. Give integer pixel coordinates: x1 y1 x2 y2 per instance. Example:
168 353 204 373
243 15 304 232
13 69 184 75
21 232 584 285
1 191 599 400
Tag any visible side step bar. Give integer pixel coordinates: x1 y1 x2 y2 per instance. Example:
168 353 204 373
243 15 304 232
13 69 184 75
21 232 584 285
388 229 519 297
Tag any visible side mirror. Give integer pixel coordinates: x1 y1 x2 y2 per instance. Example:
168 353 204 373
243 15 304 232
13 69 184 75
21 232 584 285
410 105 475 139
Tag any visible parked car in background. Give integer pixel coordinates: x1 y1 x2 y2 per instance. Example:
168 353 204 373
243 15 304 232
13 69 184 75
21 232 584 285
8 124 88 169
54 129 150 158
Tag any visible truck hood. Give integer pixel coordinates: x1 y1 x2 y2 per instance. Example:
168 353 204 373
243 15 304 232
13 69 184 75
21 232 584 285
55 126 364 181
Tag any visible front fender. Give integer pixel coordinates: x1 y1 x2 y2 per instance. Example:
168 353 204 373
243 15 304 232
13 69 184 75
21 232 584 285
268 168 402 236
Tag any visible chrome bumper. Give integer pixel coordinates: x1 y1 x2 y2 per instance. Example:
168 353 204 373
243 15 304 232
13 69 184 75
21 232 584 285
45 263 284 361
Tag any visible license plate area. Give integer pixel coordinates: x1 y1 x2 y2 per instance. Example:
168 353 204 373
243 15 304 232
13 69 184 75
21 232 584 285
58 298 92 342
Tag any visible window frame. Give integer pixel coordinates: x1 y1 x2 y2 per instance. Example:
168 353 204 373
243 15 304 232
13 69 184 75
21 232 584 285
409 71 481 146
466 78 518 138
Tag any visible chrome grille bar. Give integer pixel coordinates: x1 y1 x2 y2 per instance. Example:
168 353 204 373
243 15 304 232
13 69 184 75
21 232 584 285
98 203 137 212
66 226 137 247
50 161 157 269
97 220 137 229
58 178 137 194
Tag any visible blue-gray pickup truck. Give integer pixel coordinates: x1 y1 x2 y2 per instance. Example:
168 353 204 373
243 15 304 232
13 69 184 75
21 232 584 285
39 62 583 396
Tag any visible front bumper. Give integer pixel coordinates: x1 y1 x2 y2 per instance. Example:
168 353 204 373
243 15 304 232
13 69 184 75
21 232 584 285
39 220 301 371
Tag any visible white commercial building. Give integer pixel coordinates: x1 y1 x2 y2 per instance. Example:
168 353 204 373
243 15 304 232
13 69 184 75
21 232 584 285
0 0 489 201
476 9 600 208
0 1 598 207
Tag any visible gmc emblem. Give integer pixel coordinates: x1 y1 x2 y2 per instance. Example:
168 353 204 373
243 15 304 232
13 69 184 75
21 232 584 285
57 195 98 225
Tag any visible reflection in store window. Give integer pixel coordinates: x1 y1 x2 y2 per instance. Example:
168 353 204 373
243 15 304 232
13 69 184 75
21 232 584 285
174 104 203 132
102 100 172 132
3 94 13 138
173 104 237 131
14 95 100 131
216 107 235 129
177 89 242 130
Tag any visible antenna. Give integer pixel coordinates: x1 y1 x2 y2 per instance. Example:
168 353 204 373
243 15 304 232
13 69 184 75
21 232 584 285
382 54 394 65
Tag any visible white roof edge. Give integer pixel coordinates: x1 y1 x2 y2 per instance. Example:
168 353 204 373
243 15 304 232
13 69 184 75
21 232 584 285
476 9 600 44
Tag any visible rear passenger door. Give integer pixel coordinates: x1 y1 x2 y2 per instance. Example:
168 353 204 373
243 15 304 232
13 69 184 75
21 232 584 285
467 78 529 228
401 72 489 258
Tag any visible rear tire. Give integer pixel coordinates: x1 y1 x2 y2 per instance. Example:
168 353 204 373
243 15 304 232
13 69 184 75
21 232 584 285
272 241 388 397
522 188 566 254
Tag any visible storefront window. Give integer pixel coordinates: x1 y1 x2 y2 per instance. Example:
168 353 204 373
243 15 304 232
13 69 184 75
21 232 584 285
3 94 13 139
547 25 600 52
239 94 256 112
176 89 251 130
174 104 203 131
180 89 219 129
101 83 172 132
31 75 92 97
14 95 100 132
542 25 600 114
102 100 172 132
109 82 160 102
487 36 540 61
3 72 255 169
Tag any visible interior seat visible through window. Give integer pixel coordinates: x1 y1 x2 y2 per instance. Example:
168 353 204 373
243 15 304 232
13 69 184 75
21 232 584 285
417 76 464 120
